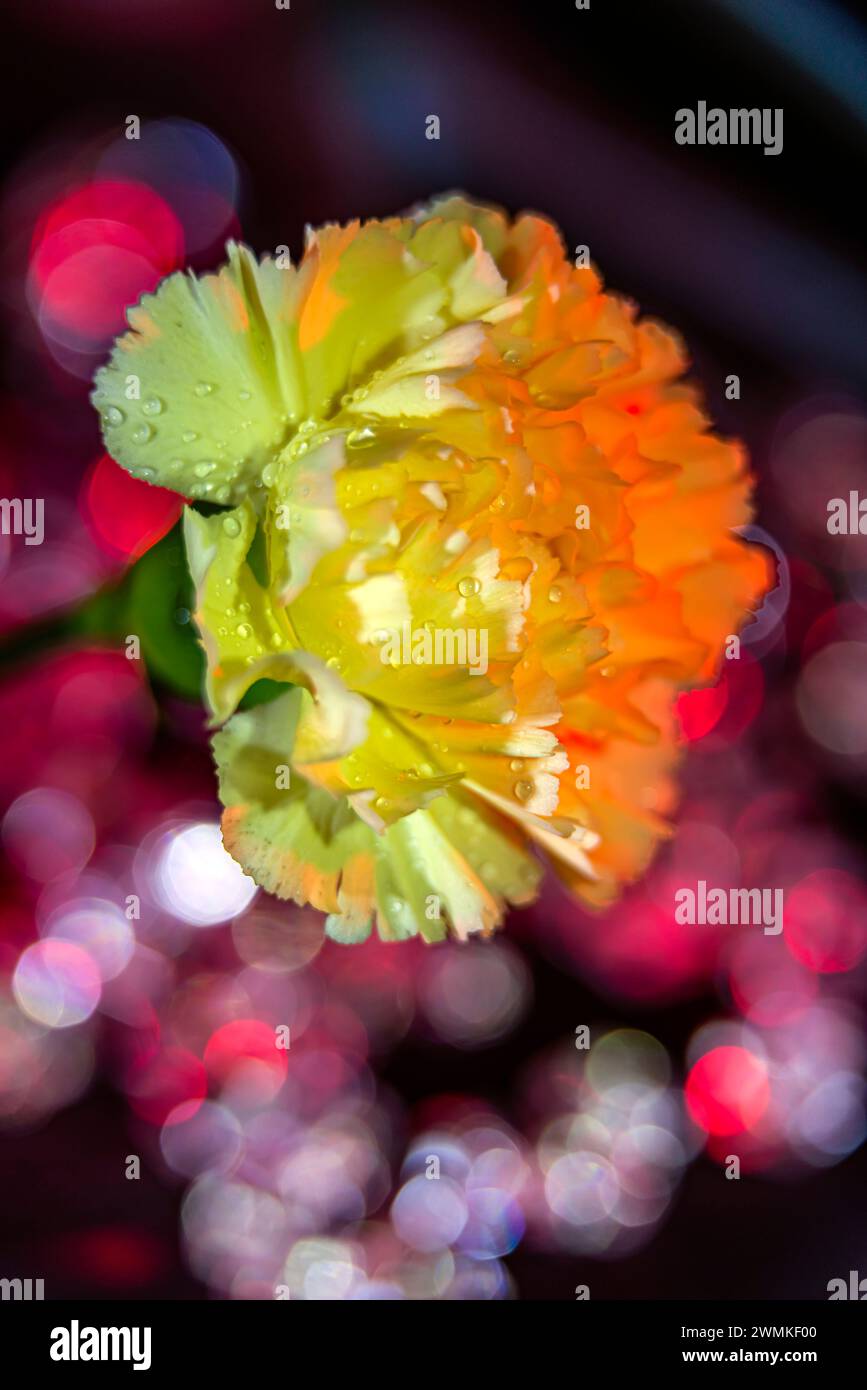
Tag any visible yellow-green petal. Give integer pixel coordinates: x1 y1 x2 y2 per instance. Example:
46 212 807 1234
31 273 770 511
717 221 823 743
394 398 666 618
92 243 303 505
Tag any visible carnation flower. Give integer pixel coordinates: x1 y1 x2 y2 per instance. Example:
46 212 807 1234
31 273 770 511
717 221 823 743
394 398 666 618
92 195 770 943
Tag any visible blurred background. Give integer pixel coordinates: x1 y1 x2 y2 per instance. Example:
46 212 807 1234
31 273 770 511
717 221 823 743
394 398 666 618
1 0 866 1300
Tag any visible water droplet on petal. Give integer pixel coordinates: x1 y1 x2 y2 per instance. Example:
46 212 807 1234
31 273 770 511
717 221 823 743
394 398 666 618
194 461 216 479
347 425 377 449
513 779 534 802
510 759 524 772
548 585 563 603
458 576 480 598
222 516 241 538
235 622 252 639
131 424 154 444
182 430 199 444
195 382 215 397
103 406 124 426
142 396 163 416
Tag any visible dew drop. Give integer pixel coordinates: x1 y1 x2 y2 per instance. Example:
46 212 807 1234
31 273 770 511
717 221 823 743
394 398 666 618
182 430 199 444
102 406 124 426
195 382 215 397
222 516 241 538
142 396 163 416
548 585 563 603
458 576 480 598
235 622 252 639
215 485 231 504
238 389 252 401
513 779 534 802
132 424 153 444
194 461 216 478
347 425 377 449
510 759 525 772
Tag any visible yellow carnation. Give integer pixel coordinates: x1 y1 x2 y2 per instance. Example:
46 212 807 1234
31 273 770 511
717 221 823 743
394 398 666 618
92 195 770 943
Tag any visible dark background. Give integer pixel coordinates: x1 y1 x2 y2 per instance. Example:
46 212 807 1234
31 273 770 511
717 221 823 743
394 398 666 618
1 0 866 1301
